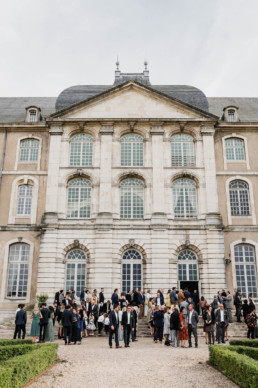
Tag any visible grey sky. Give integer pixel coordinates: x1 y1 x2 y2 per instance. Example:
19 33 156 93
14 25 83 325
0 0 258 97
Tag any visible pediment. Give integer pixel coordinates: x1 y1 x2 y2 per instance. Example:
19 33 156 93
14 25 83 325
51 82 217 120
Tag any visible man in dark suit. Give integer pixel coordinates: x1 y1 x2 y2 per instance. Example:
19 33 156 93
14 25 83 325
99 288 105 304
62 292 72 307
159 289 165 305
187 304 199 348
62 305 73 344
126 291 132 304
184 288 191 301
101 300 111 314
111 289 119 306
15 304 27 339
215 304 229 344
85 298 92 317
91 300 99 327
170 287 178 305
121 305 135 347
39 303 50 343
80 287 87 302
170 306 180 347
109 304 121 348
154 306 164 343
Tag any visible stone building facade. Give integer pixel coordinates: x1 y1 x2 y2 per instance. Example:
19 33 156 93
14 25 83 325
0 65 257 315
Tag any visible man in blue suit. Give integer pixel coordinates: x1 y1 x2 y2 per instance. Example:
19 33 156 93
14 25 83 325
111 289 119 306
15 304 27 339
109 304 121 348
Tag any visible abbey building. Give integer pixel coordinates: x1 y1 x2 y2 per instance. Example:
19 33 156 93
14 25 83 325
0 64 257 315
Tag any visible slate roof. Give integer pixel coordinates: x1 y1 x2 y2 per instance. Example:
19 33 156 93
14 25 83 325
207 97 258 121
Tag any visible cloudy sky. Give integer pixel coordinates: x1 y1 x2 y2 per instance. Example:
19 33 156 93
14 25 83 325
0 0 258 97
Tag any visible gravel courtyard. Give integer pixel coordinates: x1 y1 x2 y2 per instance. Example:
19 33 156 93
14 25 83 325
30 337 237 388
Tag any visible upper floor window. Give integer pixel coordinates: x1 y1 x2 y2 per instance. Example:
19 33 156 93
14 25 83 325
171 134 195 167
225 138 245 161
7 243 30 298
178 250 198 281
67 178 91 218
228 110 235 122
20 139 40 162
234 244 257 298
229 180 250 216
70 134 93 166
29 110 37 122
120 178 144 219
121 134 143 167
173 178 197 218
16 185 33 216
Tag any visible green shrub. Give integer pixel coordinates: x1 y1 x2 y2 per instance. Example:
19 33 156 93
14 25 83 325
0 344 36 361
227 345 258 361
0 343 58 388
229 339 258 348
0 339 33 346
209 345 258 388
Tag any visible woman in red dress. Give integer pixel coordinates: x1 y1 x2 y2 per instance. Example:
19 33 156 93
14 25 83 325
178 307 189 348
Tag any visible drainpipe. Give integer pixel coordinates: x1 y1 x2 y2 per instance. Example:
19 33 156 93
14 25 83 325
0 127 7 188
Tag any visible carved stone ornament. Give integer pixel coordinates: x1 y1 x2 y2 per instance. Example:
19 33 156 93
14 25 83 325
129 239 135 246
74 239 80 246
200 125 215 136
49 125 64 135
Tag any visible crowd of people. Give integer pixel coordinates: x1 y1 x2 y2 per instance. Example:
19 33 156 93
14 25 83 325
12 286 257 347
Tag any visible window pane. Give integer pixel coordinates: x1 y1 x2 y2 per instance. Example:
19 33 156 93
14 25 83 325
67 178 91 218
7 244 30 298
20 139 39 162
66 250 87 297
225 138 245 161
16 185 33 216
122 250 142 292
173 179 197 218
120 179 144 219
234 245 257 298
171 134 195 167
229 181 250 216
70 134 93 166
121 134 143 167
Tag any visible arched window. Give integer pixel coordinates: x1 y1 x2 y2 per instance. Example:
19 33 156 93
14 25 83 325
228 110 235 122
173 178 197 218
20 139 40 162
225 138 245 161
234 245 257 298
120 178 144 219
122 249 142 293
66 249 87 297
171 134 195 167
16 185 33 215
121 134 143 167
7 243 30 298
29 110 37 122
178 250 198 281
67 178 91 218
70 134 93 166
229 181 250 216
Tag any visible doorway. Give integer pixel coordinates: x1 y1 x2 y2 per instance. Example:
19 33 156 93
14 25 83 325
180 281 199 296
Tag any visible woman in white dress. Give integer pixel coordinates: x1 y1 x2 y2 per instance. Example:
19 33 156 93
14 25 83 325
118 306 124 341
144 289 151 317
163 307 171 346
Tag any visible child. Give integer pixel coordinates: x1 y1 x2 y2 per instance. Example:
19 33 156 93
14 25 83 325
87 313 96 336
84 312 88 337
98 313 105 336
104 313 110 335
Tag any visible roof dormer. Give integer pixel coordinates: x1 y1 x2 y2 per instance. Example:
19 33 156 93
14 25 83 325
25 106 41 123
223 105 239 122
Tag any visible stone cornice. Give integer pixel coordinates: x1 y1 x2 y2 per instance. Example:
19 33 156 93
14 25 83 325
201 124 215 136
49 124 64 135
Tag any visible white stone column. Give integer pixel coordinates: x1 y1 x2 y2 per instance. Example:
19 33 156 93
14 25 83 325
150 125 167 222
97 124 113 221
43 124 63 223
201 125 220 224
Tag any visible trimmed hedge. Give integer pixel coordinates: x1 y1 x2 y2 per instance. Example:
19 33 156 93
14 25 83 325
227 345 258 361
209 345 258 388
0 343 58 388
0 344 36 361
229 339 258 348
0 339 33 346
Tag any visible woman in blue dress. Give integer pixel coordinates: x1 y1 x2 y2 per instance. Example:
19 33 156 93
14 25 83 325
30 306 40 343
45 306 55 342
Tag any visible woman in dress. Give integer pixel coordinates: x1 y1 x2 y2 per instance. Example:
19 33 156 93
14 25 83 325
30 306 40 343
205 305 214 344
118 305 124 341
144 289 151 317
45 306 55 342
149 304 156 336
178 306 188 348
163 307 171 346
146 298 154 325
202 306 208 344
87 313 96 335
57 304 64 339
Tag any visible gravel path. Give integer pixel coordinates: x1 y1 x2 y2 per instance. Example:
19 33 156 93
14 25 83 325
30 337 237 388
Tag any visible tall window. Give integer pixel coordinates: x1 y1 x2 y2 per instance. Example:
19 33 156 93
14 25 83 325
7 243 30 298
178 250 198 281
229 181 250 216
66 249 87 297
121 134 143 167
228 110 235 122
29 110 37 122
20 139 40 162
235 245 257 298
173 178 197 218
171 134 195 167
120 178 144 219
225 138 245 161
67 178 91 218
16 185 33 215
70 134 93 166
122 249 142 293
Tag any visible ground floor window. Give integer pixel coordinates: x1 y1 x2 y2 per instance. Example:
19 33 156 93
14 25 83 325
178 249 198 281
235 244 257 298
66 249 87 297
122 249 142 293
7 243 30 298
